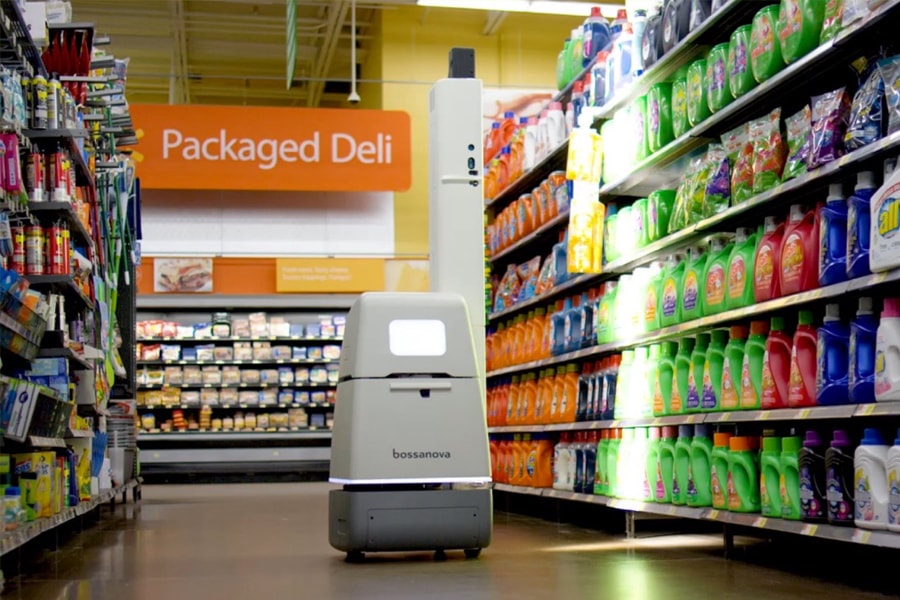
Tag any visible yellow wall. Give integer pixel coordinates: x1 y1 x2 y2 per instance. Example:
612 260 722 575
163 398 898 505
376 7 583 257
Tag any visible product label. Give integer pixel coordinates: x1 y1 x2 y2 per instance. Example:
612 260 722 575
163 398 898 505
709 56 726 93
788 344 805 404
687 68 703 108
701 360 717 410
817 334 827 395
751 16 775 61
706 264 726 308
670 378 684 413
672 473 681 498
826 466 852 522
727 471 740 510
849 331 858 389
760 470 771 514
781 232 804 288
778 0 802 43
729 37 747 78
741 353 758 408
728 256 746 300
662 278 678 318
526 452 536 478
672 85 686 120
754 244 775 297
721 358 739 409
711 463 725 507
855 469 875 522
877 193 900 240
652 376 664 415
889 468 900 526
761 350 778 406
646 287 658 326
848 202 859 260
779 473 790 516
686 463 697 502
799 465 822 519
875 346 889 395
656 461 666 500
686 367 701 411
649 98 661 135
682 272 699 313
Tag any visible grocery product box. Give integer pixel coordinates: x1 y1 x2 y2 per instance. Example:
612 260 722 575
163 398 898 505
14 452 56 519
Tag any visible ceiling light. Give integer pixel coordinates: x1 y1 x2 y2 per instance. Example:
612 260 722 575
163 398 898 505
416 0 623 18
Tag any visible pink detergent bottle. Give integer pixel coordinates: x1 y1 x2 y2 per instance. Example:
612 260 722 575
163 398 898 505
788 310 818 408
761 316 792 410
780 204 820 296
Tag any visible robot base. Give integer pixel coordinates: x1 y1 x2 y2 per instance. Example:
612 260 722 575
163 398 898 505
329 486 492 560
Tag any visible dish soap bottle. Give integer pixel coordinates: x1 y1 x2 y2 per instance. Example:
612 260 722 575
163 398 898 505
762 316 792 409
850 297 878 404
819 183 849 287
781 204 820 296
754 216 785 302
847 171 877 279
817 304 850 406
726 227 759 310
789 310 818 408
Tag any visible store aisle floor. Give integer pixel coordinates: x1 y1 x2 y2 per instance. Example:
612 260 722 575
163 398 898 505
2 483 895 599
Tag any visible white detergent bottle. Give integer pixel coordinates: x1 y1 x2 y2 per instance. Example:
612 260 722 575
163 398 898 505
886 429 900 532
869 159 900 272
875 297 900 401
553 434 571 490
855 428 889 530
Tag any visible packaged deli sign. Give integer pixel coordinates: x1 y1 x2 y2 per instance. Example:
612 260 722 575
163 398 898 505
130 104 411 192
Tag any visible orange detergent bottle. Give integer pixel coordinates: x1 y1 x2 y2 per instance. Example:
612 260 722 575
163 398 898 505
532 435 555 488
561 364 580 423
519 435 534 486
517 194 534 239
509 435 521 485
506 375 521 425
523 372 538 424
500 111 517 149
511 316 526 365
529 309 546 361
549 366 566 423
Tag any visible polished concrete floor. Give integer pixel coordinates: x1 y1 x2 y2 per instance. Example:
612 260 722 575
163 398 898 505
1 483 897 599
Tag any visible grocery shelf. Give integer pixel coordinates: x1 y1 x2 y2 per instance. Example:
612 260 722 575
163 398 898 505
490 210 570 264
65 429 94 439
26 274 93 310
27 201 94 247
136 358 339 366
138 402 334 411
139 430 331 442
38 346 94 371
0 0 47 77
137 336 343 343
486 140 569 210
137 382 335 390
26 436 66 448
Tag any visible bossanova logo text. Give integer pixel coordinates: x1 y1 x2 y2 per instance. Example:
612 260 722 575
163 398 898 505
393 449 452 459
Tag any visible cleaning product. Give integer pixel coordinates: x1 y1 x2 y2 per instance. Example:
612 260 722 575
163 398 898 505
648 189 676 242
762 317 792 409
604 205 620 264
702 329 729 412
741 320 769 409
876 298 900 401
781 435 802 520
630 346 651 418
645 262 664 332
618 429 634 498
673 425 693 505
686 58 711 128
632 94 650 162
668 338 690 415
646 343 662 416
869 162 900 272
727 436 761 513
705 43 733 113
754 216 785 302
817 304 850 406
777 0 825 65
850 297 878 404
788 310 818 408
887 429 900 531
648 82 674 153
596 281 617 344
687 424 713 507
721 325 748 410
657 426 678 503
703 235 733 316
781 204 820 296
595 430 610 495
611 23 635 98
818 183 849 287
726 227 759 310
855 428 889 529
681 245 708 323
728 24 756 98
711 432 733 509
635 428 652 501
662 0 691 52
760 436 784 517
583 6 613 67
646 427 662 501
602 355 621 420
672 71 689 138
686 332 710 413
847 171 877 279
750 5 786 83
659 253 686 328
825 430 855 525
608 428 622 497
800 430 828 522
634 198 651 249
632 9 648 77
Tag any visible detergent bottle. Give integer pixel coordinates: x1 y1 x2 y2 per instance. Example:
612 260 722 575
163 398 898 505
760 436 784 517
597 281 618 345
702 329 729 412
673 426 693 505
789 310 818 408
888 430 900 531
583 6 613 67
686 333 710 413
875 298 900 401
727 436 761 513
781 435 802 520
687 424 713 507
754 216 785 302
777 0 825 65
721 325 747 411
646 344 662 416
741 320 769 409
645 261 665 332
780 204 820 296
726 227 759 310
659 253 686 328
654 341 679 416
817 304 850 406
681 245 708 323
800 430 827 522
711 432 733 509
847 171 877 279
703 236 733 316
595 430 609 495
630 346 652 418
673 337 695 415
657 426 678 503
602 355 621 420
762 317 793 409
826 430 855 525
855 428 889 529
634 428 652 501
851 297 878 404
608 429 623 497
646 427 662 501
648 189 676 242
819 183 849 287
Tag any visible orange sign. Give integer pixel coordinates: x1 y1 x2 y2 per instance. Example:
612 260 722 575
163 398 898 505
275 258 386 293
130 104 411 192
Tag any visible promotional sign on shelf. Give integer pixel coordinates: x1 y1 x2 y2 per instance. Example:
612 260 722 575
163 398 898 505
130 104 412 192
275 258 386 293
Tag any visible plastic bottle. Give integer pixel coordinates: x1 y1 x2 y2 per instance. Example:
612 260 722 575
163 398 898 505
817 304 851 406
750 4 786 83
855 428 889 529
711 432 733 509
657 426 677 503
687 424 713 507
721 325 748 411
850 297 878 404
646 427 661 501
780 435 802 520
847 171 876 279
727 436 761 512
584 432 600 494
781 204 820 296
607 428 622 497
596 281 617 344
647 81 673 153
760 436 784 517
546 102 568 151
704 236 734 316
673 337 694 414
531 435 555 488
648 189 676 242
681 245 707 323
762 317 793 410
672 425 693 505
799 430 827 522
887 429 900 531
653 341 678 416
601 355 621 420
702 329 729 412
754 216 785 302
634 428 652 501
741 320 769 409
583 6 613 67
686 333 710 413
819 183 849 287
726 227 759 310
557 40 571 90
825 430 855 526
659 253 685 327
875 298 900 401
645 261 665 332
630 346 651 418
788 310 818 408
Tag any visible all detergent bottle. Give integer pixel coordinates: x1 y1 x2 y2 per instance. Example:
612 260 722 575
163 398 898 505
850 297 878 404
703 236 733 316
687 424 714 507
761 436 784 517
800 430 828 522
762 317 792 409
781 435 802 520
826 430 855 525
817 304 850 406
681 246 707 323
653 341 678 416
819 183 849 287
673 337 695 415
781 204 820 296
656 426 678 503
876 298 900 401
659 253 686 327
686 333 711 413
789 310 818 408
728 436 761 512
855 428 889 529
711 432 733 509
755 216 785 302
847 171 877 279
721 325 748 410
726 227 759 310
741 320 769 409
869 163 900 272
645 427 662 501
702 329 729 412
673 425 693 505
887 430 900 531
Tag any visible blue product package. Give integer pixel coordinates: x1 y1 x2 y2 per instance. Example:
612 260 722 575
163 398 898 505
878 55 900 136
845 67 884 151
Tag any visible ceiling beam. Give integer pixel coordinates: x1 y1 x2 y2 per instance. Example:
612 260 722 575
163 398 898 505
483 11 507 35
306 0 349 106
167 0 190 104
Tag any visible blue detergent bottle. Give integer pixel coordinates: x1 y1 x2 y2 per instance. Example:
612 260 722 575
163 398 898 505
566 295 585 353
850 296 878 404
583 6 612 68
819 183 848 287
847 171 877 279
554 234 570 285
552 299 572 356
817 303 851 405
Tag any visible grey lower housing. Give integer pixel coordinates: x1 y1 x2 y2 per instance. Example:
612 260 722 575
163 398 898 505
329 488 492 553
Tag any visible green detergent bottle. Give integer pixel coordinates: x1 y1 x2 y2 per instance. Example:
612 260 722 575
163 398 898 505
633 94 650 161
687 424 714 507
645 262 664 332
726 227 759 311
646 428 662 501
595 430 610 495
750 5 786 83
673 337 695 415
686 333 710 413
646 344 662 418
681 245 708 323
673 425 693 505
777 0 825 65
760 436 784 517
705 43 734 113
647 82 674 153
634 198 651 248
780 435 802 520
740 320 770 409
659 253 685 328
702 236 734 316
618 428 635 498
672 72 689 139
653 341 678 416
656 426 678 503
604 207 619 263
728 24 756 98
648 189 676 242
702 329 729 412
608 428 622 497
727 436 761 512
634 428 652 501
686 58 710 127
721 325 748 410
596 281 617 344
712 432 733 509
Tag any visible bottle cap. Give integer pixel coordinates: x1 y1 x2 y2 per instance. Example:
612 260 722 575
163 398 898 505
519 116 529 125
824 304 841 323
798 310 814 326
749 320 770 336
662 426 678 439
764 215 779 232
826 182 844 202
694 332 711 348
504 111 515 119
735 227 750 242
711 328 729 345
831 430 852 447
883 298 900 318
648 426 661 440
590 6 604 18
730 324 749 340
782 436 802 452
550 101 563 111
648 343 661 357
713 432 733 447
694 424 711 438
573 81 584 94
861 428 886 446
771 316 786 331
492 122 500 130
729 436 756 451
617 8 628 19
857 297 874 316
856 171 876 191
762 436 782 452
4 486 20 496
789 204 804 222
803 430 824 447
678 425 693 439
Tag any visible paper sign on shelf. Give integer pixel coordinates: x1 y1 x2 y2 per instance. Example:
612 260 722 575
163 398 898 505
275 258 386 293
